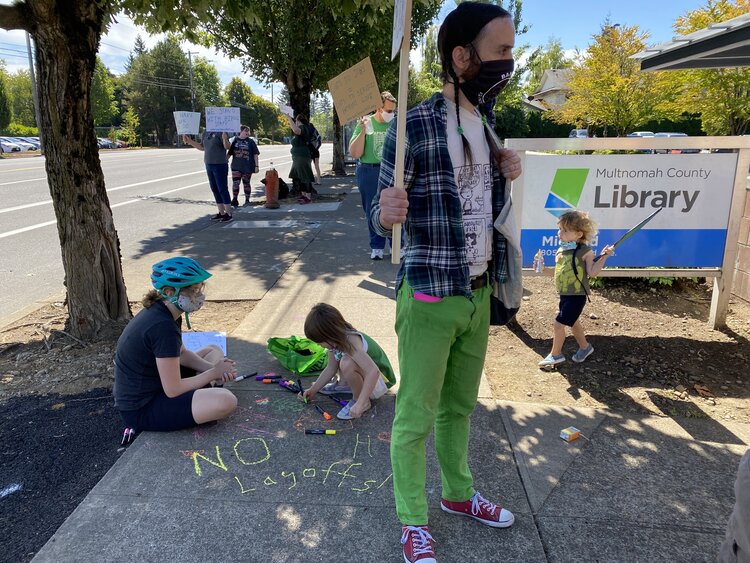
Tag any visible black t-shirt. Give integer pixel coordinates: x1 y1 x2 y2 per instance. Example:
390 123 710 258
230 137 260 173
113 300 182 411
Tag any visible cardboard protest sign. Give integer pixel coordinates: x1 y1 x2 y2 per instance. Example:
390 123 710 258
327 57 381 125
205 107 241 133
173 111 201 135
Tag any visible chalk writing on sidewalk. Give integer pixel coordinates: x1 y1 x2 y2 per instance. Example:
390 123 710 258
184 434 392 496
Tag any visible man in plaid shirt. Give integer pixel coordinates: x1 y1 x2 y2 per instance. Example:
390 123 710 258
369 3 523 561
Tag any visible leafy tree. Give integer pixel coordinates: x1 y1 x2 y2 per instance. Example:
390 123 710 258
421 25 441 81
494 104 529 139
119 106 139 146
0 0 131 338
407 66 441 109
0 72 10 131
91 57 117 126
6 70 35 127
0 0 280 339
126 38 192 144
192 56 224 111
524 38 573 96
672 0 750 135
158 0 441 173
549 23 679 136
224 77 283 138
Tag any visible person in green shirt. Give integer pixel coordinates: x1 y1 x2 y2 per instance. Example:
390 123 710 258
350 91 403 260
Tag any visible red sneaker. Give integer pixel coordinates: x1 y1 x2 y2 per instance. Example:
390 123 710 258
440 491 514 528
400 525 436 562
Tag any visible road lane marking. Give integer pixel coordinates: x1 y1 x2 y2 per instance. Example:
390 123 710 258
0 177 47 186
0 170 205 215
0 181 208 240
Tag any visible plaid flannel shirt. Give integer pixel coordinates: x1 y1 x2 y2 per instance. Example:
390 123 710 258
370 93 508 298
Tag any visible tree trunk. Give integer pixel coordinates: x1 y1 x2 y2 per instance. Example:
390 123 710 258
332 108 346 176
32 2 130 339
288 82 311 119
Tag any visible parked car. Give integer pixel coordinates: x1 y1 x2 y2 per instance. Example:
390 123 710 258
0 138 21 153
568 128 589 138
19 137 41 149
626 131 655 137
114 140 128 148
97 137 116 149
6 137 37 151
653 132 699 154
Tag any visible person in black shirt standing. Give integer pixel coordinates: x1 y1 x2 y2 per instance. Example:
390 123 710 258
229 125 260 207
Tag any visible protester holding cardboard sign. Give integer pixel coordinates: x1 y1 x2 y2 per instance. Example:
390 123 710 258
349 91 405 261
368 3 523 561
183 131 233 222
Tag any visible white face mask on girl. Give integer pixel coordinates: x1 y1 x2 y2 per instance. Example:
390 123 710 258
176 291 205 313
381 111 395 123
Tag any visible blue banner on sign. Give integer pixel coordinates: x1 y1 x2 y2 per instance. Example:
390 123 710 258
522 229 727 268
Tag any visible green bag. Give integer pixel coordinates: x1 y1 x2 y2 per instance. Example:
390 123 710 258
266 336 329 375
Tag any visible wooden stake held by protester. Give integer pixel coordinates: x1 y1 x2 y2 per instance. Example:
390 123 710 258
390 0 412 264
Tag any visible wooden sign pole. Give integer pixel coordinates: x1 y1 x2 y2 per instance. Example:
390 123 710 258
390 0 412 264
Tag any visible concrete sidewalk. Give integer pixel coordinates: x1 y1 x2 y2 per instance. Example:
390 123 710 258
33 174 747 562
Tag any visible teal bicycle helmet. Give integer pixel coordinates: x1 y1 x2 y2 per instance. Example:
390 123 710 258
151 257 212 291
151 257 212 329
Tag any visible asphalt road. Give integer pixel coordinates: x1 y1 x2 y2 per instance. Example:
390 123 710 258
0 144 332 323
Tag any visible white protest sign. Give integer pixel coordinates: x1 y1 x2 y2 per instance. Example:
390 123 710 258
182 331 227 355
278 103 295 118
392 0 407 60
205 107 241 133
173 111 201 135
327 57 382 125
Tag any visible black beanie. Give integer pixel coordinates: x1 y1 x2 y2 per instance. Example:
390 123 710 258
438 2 510 76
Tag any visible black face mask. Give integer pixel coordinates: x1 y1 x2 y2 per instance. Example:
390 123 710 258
459 57 514 106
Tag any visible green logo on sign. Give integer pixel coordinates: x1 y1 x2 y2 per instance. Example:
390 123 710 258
545 168 590 217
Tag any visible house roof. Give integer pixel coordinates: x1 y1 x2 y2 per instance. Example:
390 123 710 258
633 11 750 71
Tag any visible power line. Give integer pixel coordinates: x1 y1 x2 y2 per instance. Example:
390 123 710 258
100 41 132 53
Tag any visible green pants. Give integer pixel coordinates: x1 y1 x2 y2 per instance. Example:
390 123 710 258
390 278 490 525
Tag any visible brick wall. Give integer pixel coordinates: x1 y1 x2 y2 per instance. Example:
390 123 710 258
732 188 750 303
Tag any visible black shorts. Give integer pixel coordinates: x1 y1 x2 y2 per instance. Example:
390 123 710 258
556 295 587 327
118 366 201 432
309 146 320 159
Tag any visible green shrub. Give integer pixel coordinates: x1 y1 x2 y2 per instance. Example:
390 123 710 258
3 123 38 136
590 269 703 290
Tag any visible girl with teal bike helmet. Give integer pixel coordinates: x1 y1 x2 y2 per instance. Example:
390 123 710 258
151 257 212 329
113 257 238 434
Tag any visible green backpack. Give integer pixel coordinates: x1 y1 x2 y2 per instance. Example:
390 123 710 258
266 336 329 375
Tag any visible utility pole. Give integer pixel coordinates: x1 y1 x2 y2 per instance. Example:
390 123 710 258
26 32 43 154
187 51 197 112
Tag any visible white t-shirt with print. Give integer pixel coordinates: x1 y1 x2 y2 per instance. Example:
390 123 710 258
445 98 493 277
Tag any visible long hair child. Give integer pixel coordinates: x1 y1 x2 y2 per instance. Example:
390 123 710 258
302 303 396 420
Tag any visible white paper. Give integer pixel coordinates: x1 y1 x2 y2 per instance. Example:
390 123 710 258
173 111 201 135
182 331 227 355
278 103 295 118
205 107 241 133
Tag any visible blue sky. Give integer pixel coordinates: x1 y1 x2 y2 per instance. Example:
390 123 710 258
0 0 710 102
